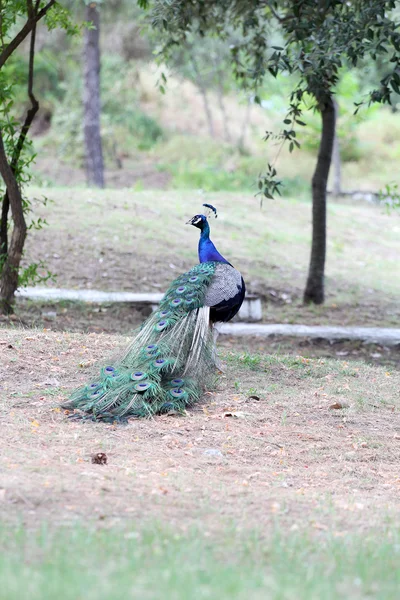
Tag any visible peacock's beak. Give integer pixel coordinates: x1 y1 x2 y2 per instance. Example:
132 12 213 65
186 217 195 225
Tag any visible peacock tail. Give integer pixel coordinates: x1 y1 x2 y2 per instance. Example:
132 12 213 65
64 261 220 420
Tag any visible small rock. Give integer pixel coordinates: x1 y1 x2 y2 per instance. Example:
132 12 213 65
203 449 224 459
42 378 60 387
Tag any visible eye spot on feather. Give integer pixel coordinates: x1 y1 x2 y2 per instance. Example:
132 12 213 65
153 358 167 368
170 387 185 398
134 381 151 392
155 319 169 331
170 298 182 307
189 276 198 283
171 378 184 386
104 366 118 378
131 371 147 381
145 344 158 355
176 286 186 294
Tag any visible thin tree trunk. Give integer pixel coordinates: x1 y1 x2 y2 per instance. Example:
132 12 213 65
303 94 335 305
190 55 214 138
211 49 231 143
217 86 231 142
0 131 27 313
0 20 39 313
238 97 251 150
0 63 39 258
332 99 341 196
83 3 104 188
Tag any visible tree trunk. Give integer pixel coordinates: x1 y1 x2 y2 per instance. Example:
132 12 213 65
83 3 104 188
190 55 215 138
0 193 9 255
238 97 251 150
0 20 39 313
217 86 231 143
303 95 336 305
0 131 27 314
332 99 341 196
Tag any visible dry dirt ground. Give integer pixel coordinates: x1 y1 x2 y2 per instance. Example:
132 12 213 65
1 328 400 536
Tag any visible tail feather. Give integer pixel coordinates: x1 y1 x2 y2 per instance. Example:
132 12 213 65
63 264 219 420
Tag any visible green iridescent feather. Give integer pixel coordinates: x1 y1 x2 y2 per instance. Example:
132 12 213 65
63 262 219 420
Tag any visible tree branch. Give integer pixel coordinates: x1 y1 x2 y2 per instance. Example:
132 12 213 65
0 21 39 255
0 0 56 70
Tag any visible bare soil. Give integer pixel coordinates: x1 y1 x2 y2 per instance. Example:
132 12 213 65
1 328 399 535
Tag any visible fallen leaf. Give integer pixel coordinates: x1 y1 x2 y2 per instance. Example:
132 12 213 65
329 401 350 410
224 411 246 418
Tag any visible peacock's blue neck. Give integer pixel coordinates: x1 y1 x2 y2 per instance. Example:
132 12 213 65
198 221 229 264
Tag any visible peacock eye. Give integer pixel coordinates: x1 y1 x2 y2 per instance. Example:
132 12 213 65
145 344 158 355
131 371 147 381
171 378 184 386
176 286 186 294
104 366 118 377
153 358 166 368
170 298 182 306
134 381 151 391
159 310 170 317
89 383 99 389
189 276 198 282
170 387 185 398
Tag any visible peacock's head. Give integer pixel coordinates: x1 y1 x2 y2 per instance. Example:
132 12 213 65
186 204 217 229
186 214 207 230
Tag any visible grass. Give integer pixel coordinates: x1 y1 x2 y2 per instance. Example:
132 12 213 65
21 188 400 327
1 522 400 600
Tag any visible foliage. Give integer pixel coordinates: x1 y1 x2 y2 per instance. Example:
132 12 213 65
36 54 164 166
379 182 400 212
140 0 400 195
0 1 80 297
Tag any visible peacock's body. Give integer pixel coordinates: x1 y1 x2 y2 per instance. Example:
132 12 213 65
64 205 245 419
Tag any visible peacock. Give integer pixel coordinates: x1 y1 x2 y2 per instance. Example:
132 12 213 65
63 204 245 420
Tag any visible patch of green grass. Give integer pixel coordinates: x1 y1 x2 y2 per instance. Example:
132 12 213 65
1 522 400 600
